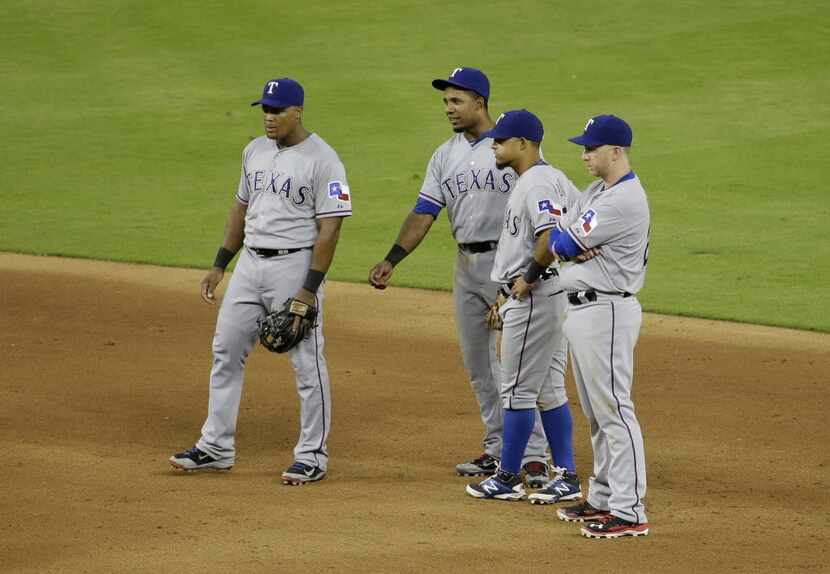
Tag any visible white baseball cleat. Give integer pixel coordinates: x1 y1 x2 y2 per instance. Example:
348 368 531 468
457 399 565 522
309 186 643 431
169 446 233 471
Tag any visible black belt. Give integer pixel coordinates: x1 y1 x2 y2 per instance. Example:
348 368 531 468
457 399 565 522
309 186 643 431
250 246 310 258
567 290 632 306
459 241 498 254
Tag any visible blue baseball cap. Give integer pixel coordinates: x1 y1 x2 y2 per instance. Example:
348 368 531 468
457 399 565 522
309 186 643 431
481 109 544 142
568 114 633 147
432 67 490 101
251 77 304 108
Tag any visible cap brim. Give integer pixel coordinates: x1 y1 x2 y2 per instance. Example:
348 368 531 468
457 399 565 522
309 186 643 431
432 79 459 91
480 127 509 140
431 79 486 100
568 134 602 146
484 128 543 142
251 97 299 108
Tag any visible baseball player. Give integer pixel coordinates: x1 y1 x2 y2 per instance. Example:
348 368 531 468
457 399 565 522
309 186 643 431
169 77 352 485
368 68 551 486
550 115 651 538
463 110 583 503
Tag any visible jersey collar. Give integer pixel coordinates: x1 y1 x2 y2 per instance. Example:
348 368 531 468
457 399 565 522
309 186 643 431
601 170 636 191
616 170 636 185
273 132 315 153
467 134 488 147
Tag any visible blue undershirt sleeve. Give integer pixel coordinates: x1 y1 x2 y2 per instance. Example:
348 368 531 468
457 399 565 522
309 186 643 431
413 197 442 217
548 227 562 250
552 230 583 258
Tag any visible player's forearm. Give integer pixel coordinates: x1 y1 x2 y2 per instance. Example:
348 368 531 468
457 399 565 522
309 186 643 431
522 230 556 285
309 217 343 274
380 212 434 267
222 200 247 252
533 230 557 268
395 212 435 253
212 200 247 270
298 218 342 297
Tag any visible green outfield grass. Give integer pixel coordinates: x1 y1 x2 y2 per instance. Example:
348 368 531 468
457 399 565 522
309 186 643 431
2 1 828 331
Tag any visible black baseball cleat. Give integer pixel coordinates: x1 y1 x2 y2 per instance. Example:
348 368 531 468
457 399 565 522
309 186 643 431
281 461 326 485
581 516 650 539
169 446 233 471
556 501 611 522
455 453 500 476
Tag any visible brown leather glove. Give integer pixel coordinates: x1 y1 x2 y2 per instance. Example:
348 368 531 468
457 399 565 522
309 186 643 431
485 290 508 331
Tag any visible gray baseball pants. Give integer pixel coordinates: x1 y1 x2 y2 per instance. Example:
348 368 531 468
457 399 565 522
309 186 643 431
564 295 647 524
197 247 331 471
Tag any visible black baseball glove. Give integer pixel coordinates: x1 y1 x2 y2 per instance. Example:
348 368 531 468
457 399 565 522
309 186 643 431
258 298 318 353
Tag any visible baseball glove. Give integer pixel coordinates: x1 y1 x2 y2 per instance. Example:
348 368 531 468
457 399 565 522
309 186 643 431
485 290 508 331
258 298 318 353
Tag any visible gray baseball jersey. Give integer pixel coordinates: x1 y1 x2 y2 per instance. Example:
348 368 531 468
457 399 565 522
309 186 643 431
418 134 548 464
418 134 516 243
238 133 352 248
491 162 581 283
559 171 651 524
558 175 649 294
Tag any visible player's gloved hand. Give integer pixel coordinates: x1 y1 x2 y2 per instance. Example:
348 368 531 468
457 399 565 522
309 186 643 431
486 290 508 331
368 260 395 290
258 297 318 353
200 268 225 304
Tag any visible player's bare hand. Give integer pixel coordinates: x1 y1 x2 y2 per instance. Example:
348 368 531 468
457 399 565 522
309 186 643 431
200 268 225 304
368 260 395 290
292 288 317 307
511 277 534 300
576 247 602 263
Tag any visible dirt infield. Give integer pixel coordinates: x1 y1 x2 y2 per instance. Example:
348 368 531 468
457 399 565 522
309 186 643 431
1 253 828 573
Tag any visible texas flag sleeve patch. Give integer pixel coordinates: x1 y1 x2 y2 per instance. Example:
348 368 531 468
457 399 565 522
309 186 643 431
328 180 350 201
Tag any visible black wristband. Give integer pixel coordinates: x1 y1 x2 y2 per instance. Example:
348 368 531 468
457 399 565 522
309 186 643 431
384 244 409 267
302 269 326 293
522 259 546 284
213 247 236 270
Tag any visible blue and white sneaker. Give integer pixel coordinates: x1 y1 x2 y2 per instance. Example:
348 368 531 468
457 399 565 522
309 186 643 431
466 470 526 501
281 461 326 485
528 468 582 504
169 446 233 471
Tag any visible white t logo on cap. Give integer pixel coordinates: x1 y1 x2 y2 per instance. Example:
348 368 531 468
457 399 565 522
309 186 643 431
584 118 594 132
267 81 279 94
497 113 505 124
451 67 463 77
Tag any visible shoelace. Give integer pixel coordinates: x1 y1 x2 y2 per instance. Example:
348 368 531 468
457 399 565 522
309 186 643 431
542 470 576 490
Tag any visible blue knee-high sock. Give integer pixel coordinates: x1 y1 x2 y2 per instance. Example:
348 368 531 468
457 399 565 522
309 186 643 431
540 403 575 472
500 408 536 474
